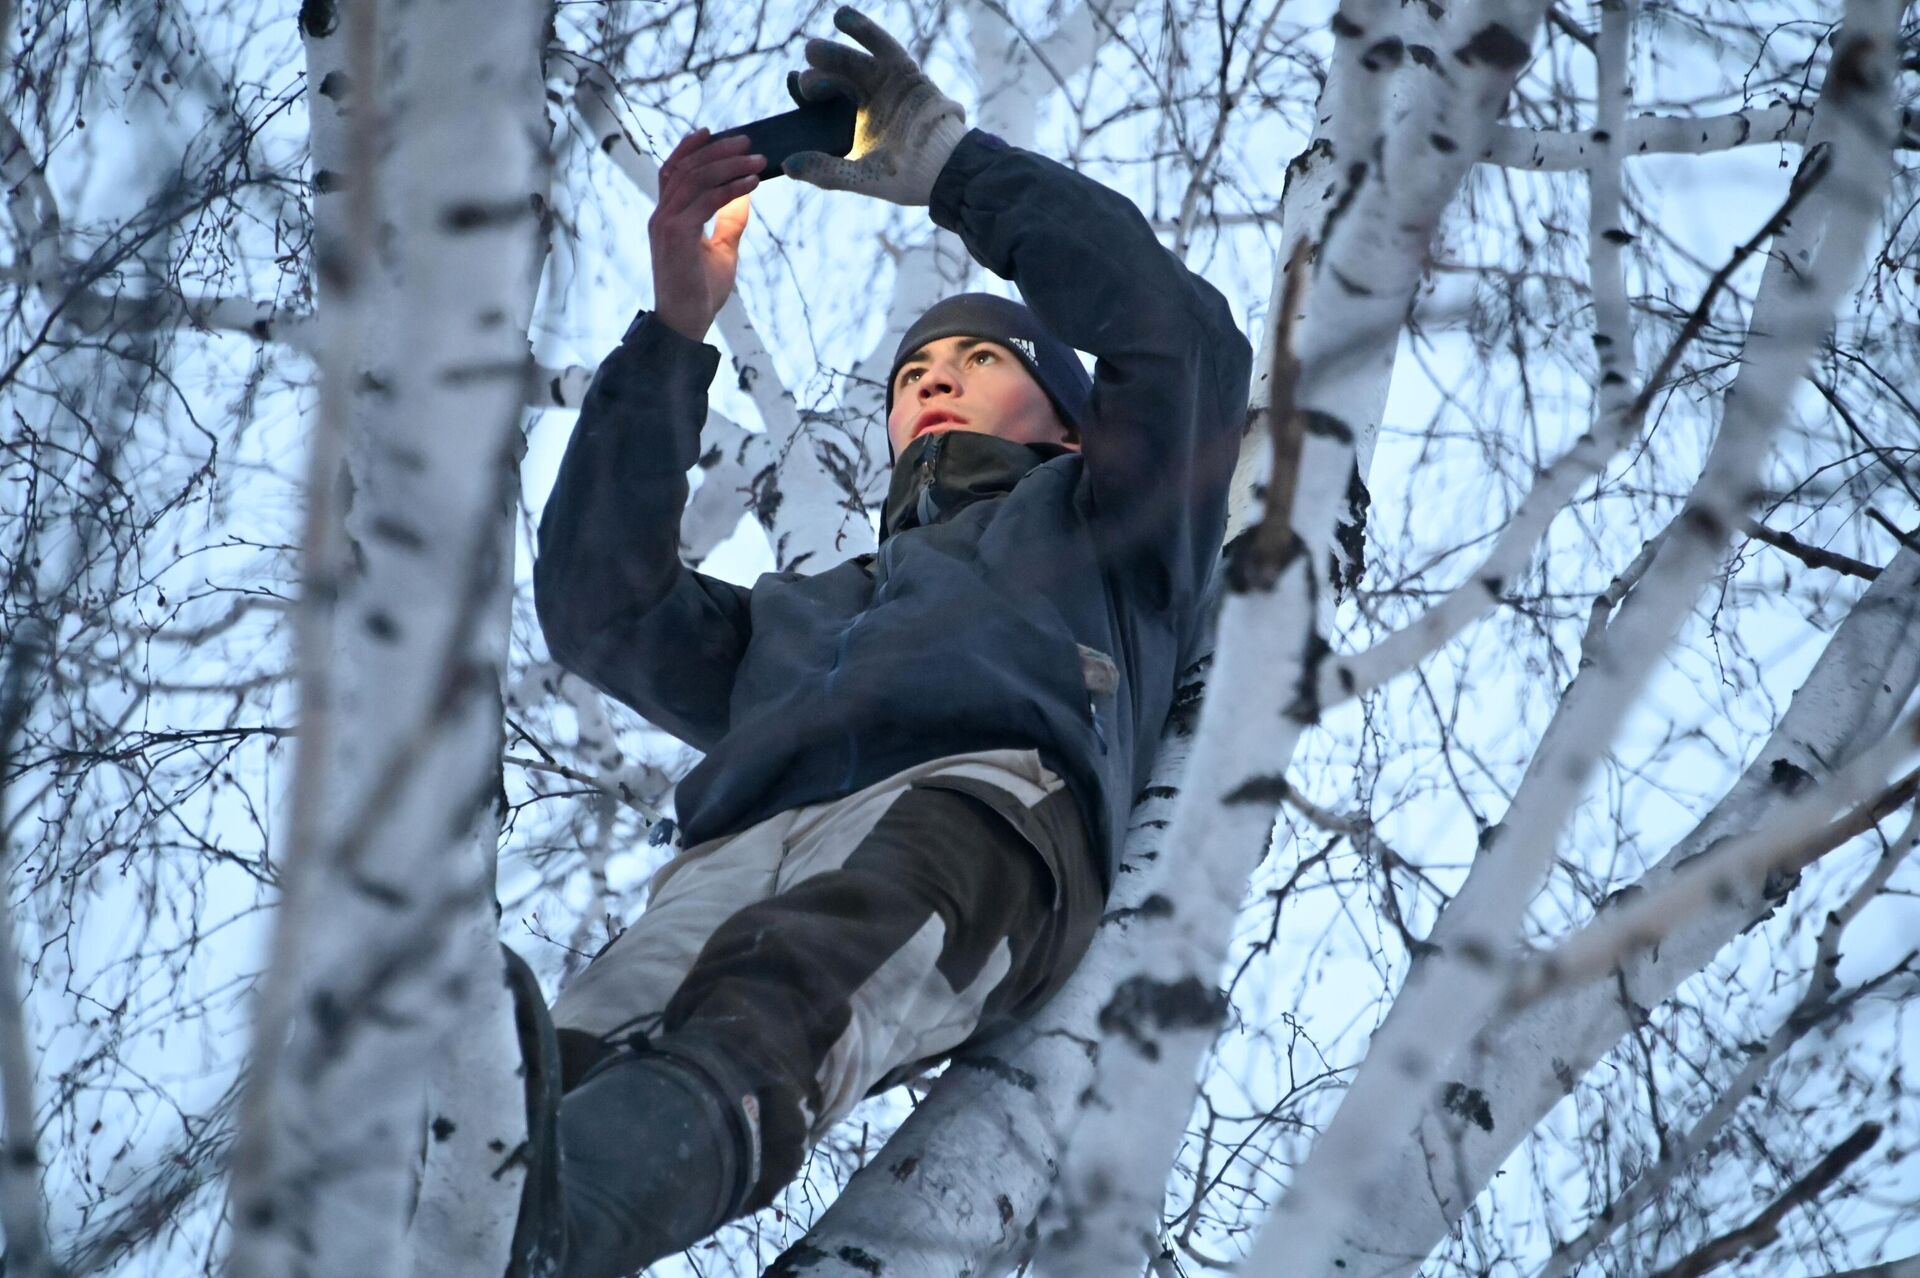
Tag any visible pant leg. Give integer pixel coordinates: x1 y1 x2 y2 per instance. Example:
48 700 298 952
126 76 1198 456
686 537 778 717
650 782 1099 1210
548 809 794 1087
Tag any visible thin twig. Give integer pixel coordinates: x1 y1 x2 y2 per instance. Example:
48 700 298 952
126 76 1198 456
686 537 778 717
1647 1121 1884 1278
1629 143 1832 422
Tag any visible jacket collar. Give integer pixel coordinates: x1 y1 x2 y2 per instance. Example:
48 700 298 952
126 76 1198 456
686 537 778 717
879 430 1071 540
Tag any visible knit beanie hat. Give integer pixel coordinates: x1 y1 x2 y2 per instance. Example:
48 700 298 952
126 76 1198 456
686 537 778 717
886 294 1092 434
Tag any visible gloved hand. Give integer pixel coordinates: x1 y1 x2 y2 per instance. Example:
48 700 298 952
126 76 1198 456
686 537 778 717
784 6 967 206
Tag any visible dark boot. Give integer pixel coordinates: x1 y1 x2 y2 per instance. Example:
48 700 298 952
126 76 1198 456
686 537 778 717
503 945 565 1277
553 1046 757 1278
501 944 756 1278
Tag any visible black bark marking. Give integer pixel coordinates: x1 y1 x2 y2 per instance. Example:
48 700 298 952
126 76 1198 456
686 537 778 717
364 610 400 641
996 1194 1016 1226
317 70 351 99
1601 228 1634 245
1408 43 1437 68
955 1055 1039 1092
439 360 524 385
1769 758 1815 793
370 516 426 551
430 1115 456 1142
1098 976 1229 1059
350 873 409 908
1103 893 1175 926
1333 465 1370 596
313 168 345 194
1362 37 1404 70
697 444 722 469
1168 678 1206 736
1591 128 1612 143
299 0 338 37
1331 11 1364 38
1683 505 1728 542
442 199 530 231
1304 409 1356 442
1331 267 1373 296
1455 23 1531 70
1443 1083 1495 1132
1224 774 1291 804
748 463 783 529
836 1246 884 1274
1481 575 1503 597
891 1154 919 1180
1430 132 1458 153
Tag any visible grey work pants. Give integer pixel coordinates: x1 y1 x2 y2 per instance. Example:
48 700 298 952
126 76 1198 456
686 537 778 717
549 749 1104 1209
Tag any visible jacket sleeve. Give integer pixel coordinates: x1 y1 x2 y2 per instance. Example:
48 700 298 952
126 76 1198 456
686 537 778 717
533 314 751 751
929 131 1254 608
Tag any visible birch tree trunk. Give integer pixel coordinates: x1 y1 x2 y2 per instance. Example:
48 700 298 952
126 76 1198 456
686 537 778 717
222 2 547 1275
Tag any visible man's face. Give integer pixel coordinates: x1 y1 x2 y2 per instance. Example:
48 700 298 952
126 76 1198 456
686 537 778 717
886 335 1080 458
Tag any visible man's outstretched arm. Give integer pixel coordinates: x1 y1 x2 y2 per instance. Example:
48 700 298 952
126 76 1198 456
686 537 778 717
929 135 1252 604
534 131 766 750
787 6 1254 607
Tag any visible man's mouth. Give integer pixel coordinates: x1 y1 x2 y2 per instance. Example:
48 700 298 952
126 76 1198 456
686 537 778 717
913 411 966 438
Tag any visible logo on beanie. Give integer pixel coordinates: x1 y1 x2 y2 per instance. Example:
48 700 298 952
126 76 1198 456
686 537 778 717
1009 337 1036 362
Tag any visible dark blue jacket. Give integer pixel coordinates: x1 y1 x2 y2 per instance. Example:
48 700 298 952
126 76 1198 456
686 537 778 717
535 131 1252 885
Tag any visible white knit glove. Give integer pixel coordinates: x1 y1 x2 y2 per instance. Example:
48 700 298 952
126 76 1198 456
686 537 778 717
784 7 967 206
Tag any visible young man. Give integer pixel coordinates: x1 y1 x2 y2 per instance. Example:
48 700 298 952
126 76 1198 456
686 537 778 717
516 8 1251 1275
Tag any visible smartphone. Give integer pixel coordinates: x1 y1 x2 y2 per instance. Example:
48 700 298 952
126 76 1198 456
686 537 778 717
715 95 859 181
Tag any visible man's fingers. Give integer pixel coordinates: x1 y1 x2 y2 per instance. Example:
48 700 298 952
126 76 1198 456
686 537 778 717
711 193 752 250
832 6 912 67
804 37 878 92
795 67 863 109
689 173 759 226
658 137 761 218
784 150 867 192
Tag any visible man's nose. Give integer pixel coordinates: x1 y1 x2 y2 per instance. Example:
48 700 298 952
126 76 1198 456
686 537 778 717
917 370 959 398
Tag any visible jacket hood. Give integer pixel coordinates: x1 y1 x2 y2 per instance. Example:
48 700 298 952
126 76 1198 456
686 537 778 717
880 430 1073 541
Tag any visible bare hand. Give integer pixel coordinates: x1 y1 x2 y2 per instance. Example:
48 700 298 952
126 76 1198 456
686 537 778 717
649 129 762 342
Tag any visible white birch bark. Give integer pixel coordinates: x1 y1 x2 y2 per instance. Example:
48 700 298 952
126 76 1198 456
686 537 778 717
1340 543 1920 1278
222 1 546 1275
1035 5 1553 1273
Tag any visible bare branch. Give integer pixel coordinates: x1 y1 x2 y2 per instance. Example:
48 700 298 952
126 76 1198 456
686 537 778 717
1647 1121 1885 1278
1742 519 1883 580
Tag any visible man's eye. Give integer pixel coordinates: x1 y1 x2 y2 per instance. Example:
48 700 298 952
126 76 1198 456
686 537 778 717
899 369 921 387
971 349 996 365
